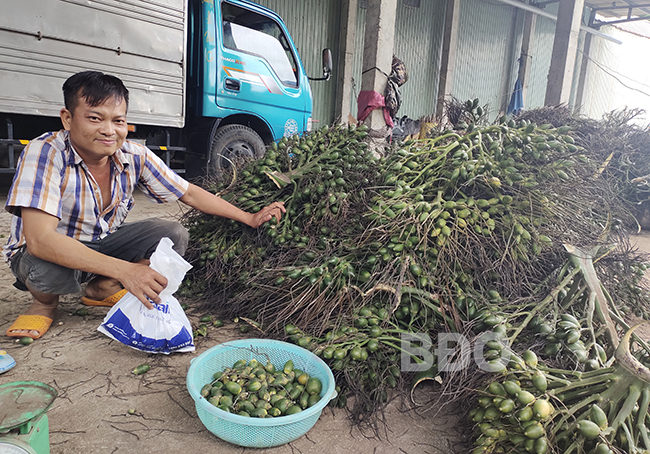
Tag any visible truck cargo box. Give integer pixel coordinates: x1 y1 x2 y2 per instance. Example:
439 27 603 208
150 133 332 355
0 0 187 128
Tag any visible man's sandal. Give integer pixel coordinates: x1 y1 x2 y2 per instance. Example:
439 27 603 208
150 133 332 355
6 314 53 340
81 288 127 307
0 350 16 374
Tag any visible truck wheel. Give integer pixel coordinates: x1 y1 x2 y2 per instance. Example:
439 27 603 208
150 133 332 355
209 124 265 176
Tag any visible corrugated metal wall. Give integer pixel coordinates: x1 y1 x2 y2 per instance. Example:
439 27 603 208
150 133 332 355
254 0 341 126
453 0 519 119
252 1 630 127
525 13 556 109
582 26 620 117
392 0 446 119
252 0 555 125
502 9 524 114
351 4 366 119
350 0 446 121
580 24 650 119
568 30 586 109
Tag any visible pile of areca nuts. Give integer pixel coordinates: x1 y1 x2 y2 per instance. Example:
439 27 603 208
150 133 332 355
182 102 650 453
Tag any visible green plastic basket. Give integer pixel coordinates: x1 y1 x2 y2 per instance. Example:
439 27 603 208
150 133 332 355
186 339 337 448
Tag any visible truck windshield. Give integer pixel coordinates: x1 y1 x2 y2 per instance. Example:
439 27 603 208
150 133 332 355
222 3 299 87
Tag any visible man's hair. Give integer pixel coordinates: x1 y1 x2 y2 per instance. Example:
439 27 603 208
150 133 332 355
62 71 129 114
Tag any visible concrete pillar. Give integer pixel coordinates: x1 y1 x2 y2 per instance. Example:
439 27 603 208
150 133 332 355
436 0 460 117
545 0 585 106
360 0 398 132
575 10 597 113
519 11 537 106
335 0 358 124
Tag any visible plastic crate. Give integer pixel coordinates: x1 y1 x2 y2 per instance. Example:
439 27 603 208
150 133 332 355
186 339 337 448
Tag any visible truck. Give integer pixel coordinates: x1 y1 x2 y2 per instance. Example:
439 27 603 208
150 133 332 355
0 0 331 178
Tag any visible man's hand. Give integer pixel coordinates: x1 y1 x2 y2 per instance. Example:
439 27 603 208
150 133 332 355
118 262 168 309
180 184 286 228
249 201 286 228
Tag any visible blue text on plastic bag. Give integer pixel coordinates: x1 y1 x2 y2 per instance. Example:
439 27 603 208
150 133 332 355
98 237 195 354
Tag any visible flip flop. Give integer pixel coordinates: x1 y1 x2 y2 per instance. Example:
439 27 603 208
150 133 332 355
81 288 127 307
0 350 16 374
6 314 53 340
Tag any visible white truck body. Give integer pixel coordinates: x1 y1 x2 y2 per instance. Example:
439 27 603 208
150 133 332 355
0 0 187 128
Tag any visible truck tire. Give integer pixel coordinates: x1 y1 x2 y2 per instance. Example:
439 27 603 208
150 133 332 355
209 124 265 176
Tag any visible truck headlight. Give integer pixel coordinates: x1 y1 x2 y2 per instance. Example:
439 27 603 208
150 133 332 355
306 117 313 132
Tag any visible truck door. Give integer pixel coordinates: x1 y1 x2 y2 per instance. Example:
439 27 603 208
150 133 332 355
214 1 311 139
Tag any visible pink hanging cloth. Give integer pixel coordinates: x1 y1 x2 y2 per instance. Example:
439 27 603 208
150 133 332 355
357 90 394 128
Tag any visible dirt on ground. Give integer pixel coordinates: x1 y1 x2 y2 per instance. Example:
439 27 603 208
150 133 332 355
0 190 463 454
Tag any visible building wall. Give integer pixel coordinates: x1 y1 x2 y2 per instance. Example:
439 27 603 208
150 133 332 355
452 0 519 120
583 27 624 117
580 23 650 121
392 0 447 119
255 0 639 128
525 13 556 109
351 4 367 120
254 0 561 125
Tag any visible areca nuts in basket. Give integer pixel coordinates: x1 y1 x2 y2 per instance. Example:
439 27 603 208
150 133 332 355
201 358 323 417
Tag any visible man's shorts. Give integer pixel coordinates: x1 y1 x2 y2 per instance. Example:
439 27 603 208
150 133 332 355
10 218 189 295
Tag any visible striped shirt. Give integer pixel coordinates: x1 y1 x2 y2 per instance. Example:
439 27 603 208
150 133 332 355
3 129 189 260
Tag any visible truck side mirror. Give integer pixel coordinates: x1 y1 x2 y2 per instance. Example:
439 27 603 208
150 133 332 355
309 48 332 81
322 48 332 81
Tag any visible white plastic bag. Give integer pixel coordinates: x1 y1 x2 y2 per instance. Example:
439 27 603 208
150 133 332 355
98 237 194 354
